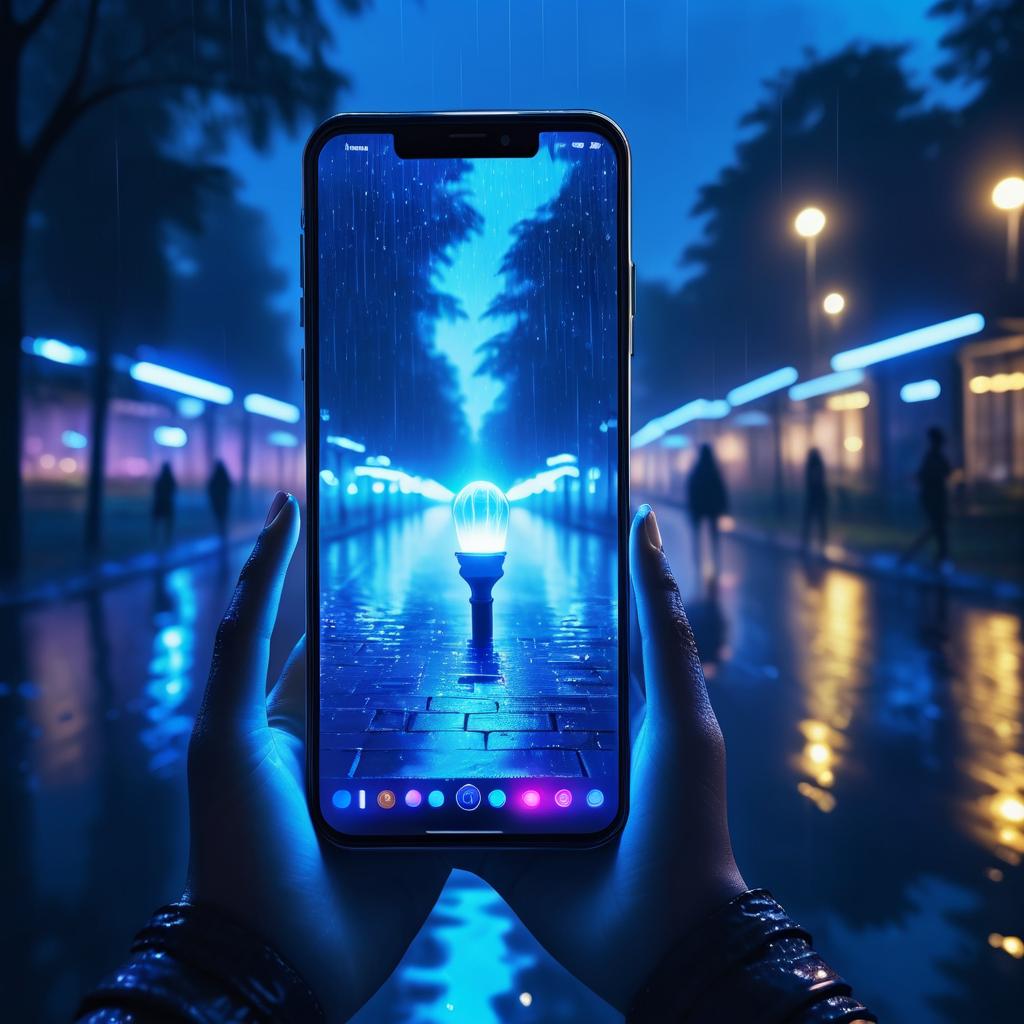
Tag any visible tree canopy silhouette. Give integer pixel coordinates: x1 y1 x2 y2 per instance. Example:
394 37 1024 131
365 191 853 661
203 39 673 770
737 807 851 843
316 141 480 482
2 0 366 576
478 148 619 482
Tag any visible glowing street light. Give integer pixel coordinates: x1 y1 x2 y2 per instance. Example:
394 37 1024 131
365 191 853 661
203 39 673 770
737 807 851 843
794 207 826 239
823 291 846 316
794 206 827 345
452 481 509 646
992 176 1024 282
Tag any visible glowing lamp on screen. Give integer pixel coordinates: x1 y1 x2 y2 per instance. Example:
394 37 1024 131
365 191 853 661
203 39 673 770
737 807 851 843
453 481 509 647
452 481 509 553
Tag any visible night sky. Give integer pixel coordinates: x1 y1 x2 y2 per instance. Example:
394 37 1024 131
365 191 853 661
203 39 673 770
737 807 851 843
231 0 955 311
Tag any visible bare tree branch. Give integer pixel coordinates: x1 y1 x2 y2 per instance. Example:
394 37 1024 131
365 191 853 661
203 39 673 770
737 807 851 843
24 0 102 186
16 0 64 40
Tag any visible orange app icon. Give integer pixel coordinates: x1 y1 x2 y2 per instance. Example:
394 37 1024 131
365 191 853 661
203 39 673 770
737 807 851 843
377 789 396 809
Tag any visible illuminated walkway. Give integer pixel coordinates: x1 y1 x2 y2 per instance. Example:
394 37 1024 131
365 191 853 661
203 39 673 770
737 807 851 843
319 506 618 782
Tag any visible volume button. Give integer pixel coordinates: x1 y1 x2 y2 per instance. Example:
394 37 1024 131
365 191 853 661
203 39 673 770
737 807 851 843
300 347 305 382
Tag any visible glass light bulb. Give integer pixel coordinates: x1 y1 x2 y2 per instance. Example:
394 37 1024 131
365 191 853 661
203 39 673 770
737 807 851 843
452 480 509 553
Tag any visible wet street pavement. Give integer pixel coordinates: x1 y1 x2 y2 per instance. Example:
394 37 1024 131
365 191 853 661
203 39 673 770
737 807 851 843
3 501 1022 1022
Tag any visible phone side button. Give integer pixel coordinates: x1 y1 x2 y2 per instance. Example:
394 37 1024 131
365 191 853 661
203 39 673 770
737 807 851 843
300 347 305 382
299 296 304 328
630 261 636 316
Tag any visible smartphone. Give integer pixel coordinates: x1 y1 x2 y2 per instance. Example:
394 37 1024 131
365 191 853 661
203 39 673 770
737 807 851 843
303 111 631 846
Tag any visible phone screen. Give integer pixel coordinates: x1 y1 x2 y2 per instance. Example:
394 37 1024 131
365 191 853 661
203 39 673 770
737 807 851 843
310 122 626 841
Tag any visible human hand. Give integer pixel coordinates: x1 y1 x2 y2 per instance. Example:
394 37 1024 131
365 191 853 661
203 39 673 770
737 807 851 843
185 492 450 1021
466 503 746 1011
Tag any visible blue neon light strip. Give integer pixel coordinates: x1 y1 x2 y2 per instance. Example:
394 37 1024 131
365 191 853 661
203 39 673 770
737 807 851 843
726 366 799 407
788 369 866 401
899 379 941 403
327 435 367 453
130 361 234 405
631 398 730 448
243 393 300 423
831 314 985 371
24 336 90 366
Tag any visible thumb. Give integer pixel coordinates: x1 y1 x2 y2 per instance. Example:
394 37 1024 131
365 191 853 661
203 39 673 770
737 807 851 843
629 504 714 736
199 491 300 734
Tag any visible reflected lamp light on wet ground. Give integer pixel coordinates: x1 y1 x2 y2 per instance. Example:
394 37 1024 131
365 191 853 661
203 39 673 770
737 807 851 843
452 481 509 646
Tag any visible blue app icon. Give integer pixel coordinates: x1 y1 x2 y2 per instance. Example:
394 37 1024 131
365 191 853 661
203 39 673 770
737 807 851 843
586 788 605 808
331 789 352 809
456 784 482 811
488 788 507 808
427 789 445 808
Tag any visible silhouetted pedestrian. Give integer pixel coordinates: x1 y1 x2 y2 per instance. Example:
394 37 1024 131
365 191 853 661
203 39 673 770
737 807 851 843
687 443 729 577
801 447 828 552
152 462 177 549
903 426 952 568
207 460 233 543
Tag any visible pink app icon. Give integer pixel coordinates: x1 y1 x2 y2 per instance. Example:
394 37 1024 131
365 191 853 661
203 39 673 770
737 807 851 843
404 789 422 808
522 789 541 808
554 788 573 808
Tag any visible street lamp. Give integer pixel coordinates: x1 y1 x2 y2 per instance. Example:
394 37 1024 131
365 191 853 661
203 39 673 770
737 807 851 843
823 291 846 316
452 481 509 646
992 176 1024 282
794 207 826 346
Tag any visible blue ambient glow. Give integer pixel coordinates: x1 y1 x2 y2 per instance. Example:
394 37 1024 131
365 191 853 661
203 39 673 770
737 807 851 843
243 393 300 423
726 366 799 407
130 361 234 405
176 397 206 419
24 336 89 366
153 426 188 448
452 481 510 553
267 430 299 447
61 430 88 449
788 369 867 401
899 379 942 403
831 313 985 371
327 435 367 453
733 411 772 427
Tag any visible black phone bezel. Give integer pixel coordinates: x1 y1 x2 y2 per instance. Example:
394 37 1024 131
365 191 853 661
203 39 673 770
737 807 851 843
302 110 632 849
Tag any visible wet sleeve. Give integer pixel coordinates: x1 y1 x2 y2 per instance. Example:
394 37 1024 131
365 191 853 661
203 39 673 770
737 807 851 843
74 902 324 1024
627 889 876 1024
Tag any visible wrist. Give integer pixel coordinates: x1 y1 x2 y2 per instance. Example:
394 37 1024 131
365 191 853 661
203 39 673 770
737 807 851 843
627 889 875 1024
75 900 324 1024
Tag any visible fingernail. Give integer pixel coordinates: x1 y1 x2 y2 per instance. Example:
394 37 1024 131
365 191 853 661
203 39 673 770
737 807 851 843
264 491 290 528
644 506 663 551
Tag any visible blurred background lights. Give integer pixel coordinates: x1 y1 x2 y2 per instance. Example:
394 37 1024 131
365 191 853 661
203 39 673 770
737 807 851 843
61 430 88 449
823 291 846 315
992 176 1024 211
153 426 187 448
452 481 510 553
519 992 533 1007
176 397 205 419
988 933 1024 959
794 206 826 237
899 379 941 403
844 436 864 453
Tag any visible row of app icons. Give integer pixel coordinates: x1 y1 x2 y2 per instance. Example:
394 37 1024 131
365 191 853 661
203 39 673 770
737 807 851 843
331 785 605 812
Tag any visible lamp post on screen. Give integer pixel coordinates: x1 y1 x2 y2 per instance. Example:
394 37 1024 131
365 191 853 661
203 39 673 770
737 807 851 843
795 207 826 348
992 176 1024 283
